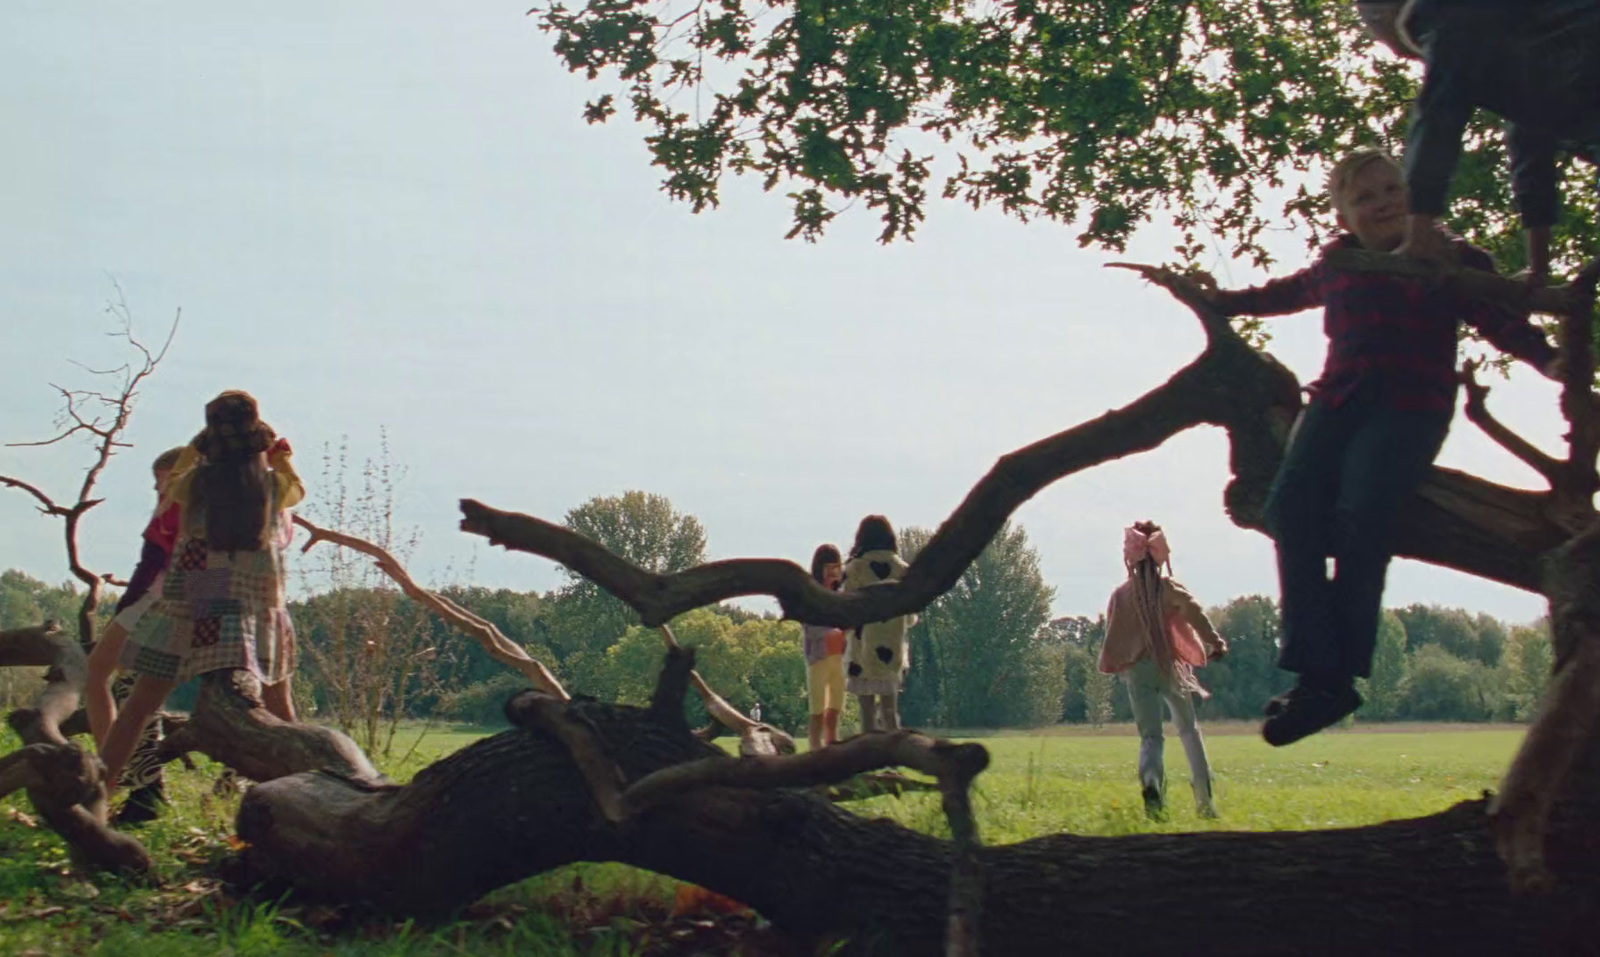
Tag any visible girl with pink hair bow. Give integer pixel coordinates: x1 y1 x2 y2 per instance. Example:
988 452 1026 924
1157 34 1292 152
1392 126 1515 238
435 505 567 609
1098 521 1228 819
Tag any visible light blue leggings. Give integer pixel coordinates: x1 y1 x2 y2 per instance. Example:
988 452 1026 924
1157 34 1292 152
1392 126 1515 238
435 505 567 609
1123 658 1213 806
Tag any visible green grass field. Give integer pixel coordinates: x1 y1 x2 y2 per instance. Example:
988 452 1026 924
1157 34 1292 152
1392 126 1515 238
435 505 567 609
0 722 1524 956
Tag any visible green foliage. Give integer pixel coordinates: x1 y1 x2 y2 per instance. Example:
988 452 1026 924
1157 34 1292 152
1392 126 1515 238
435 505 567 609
900 522 1059 728
547 491 708 669
1394 603 1504 667
1359 610 1410 721
607 609 809 731
0 569 87 631
1497 622 1554 722
436 672 530 726
1053 615 1104 722
1398 644 1498 721
434 585 553 687
1083 666 1116 728
535 0 1595 274
1197 594 1294 720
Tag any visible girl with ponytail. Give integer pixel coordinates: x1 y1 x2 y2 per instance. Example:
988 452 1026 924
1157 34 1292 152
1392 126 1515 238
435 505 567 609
1098 521 1227 819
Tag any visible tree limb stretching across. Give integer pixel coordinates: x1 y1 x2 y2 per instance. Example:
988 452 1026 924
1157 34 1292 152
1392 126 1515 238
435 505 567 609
292 514 569 701
459 262 1581 623
459 299 1286 625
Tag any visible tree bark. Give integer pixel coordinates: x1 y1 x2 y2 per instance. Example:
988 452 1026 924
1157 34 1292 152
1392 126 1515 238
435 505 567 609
0 623 153 875
159 670 381 785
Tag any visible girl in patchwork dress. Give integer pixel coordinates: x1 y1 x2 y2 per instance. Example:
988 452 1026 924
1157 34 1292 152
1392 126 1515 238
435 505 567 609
841 515 916 733
98 391 305 791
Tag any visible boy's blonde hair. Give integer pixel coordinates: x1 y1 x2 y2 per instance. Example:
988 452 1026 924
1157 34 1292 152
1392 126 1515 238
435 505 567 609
1326 148 1401 212
152 446 186 474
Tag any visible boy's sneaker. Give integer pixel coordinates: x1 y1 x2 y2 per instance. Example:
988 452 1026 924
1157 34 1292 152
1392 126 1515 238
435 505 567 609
1261 684 1362 747
1141 784 1165 821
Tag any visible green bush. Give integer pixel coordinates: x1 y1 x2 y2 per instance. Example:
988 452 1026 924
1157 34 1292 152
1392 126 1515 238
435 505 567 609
436 672 532 727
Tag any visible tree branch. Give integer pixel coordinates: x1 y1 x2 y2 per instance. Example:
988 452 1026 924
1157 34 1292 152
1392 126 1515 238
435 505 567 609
1323 248 1595 315
159 670 382 785
624 728 986 816
1556 260 1600 497
659 625 795 755
5 305 180 647
460 327 1256 626
0 475 70 516
1460 360 1563 486
293 514 569 701
0 623 153 875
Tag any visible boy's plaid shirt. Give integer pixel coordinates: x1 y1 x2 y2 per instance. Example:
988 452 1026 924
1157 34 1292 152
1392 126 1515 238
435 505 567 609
1210 235 1556 413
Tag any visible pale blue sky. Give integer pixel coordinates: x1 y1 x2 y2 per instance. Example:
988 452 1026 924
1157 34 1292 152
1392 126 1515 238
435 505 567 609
0 2 1567 624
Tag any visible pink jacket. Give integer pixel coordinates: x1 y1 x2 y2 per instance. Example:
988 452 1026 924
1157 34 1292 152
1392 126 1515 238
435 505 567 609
1098 578 1225 680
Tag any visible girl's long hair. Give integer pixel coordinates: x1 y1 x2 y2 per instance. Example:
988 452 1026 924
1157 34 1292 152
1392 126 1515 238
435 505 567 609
850 514 897 558
191 390 274 552
194 457 271 552
1127 520 1176 678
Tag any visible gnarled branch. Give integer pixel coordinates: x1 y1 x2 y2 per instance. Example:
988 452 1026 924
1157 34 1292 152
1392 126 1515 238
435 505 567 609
658 625 795 756
292 514 568 701
1460 360 1563 487
0 622 153 875
1323 248 1598 316
0 476 70 516
459 302 1287 626
158 670 381 785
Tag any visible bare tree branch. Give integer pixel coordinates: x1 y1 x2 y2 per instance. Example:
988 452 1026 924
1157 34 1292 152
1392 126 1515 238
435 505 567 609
623 728 987 815
1460 360 1563 486
458 336 1250 627
657 625 796 756
3 304 182 646
0 476 70 516
457 260 1593 626
292 514 569 701
1323 248 1600 316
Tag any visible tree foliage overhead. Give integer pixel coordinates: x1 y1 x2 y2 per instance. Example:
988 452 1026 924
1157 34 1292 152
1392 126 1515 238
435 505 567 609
535 0 1590 273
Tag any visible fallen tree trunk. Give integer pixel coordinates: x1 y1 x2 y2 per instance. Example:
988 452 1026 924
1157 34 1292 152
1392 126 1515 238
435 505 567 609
0 622 152 875
234 649 1599 955
159 670 381 785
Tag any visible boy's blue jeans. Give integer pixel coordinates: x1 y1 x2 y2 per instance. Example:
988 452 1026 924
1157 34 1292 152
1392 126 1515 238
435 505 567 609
1265 385 1452 688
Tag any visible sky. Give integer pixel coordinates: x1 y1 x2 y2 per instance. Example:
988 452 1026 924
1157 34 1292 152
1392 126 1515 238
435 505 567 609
0 2 1572 625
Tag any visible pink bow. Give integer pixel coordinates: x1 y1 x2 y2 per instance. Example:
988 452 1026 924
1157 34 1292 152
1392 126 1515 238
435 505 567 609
1123 526 1171 567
